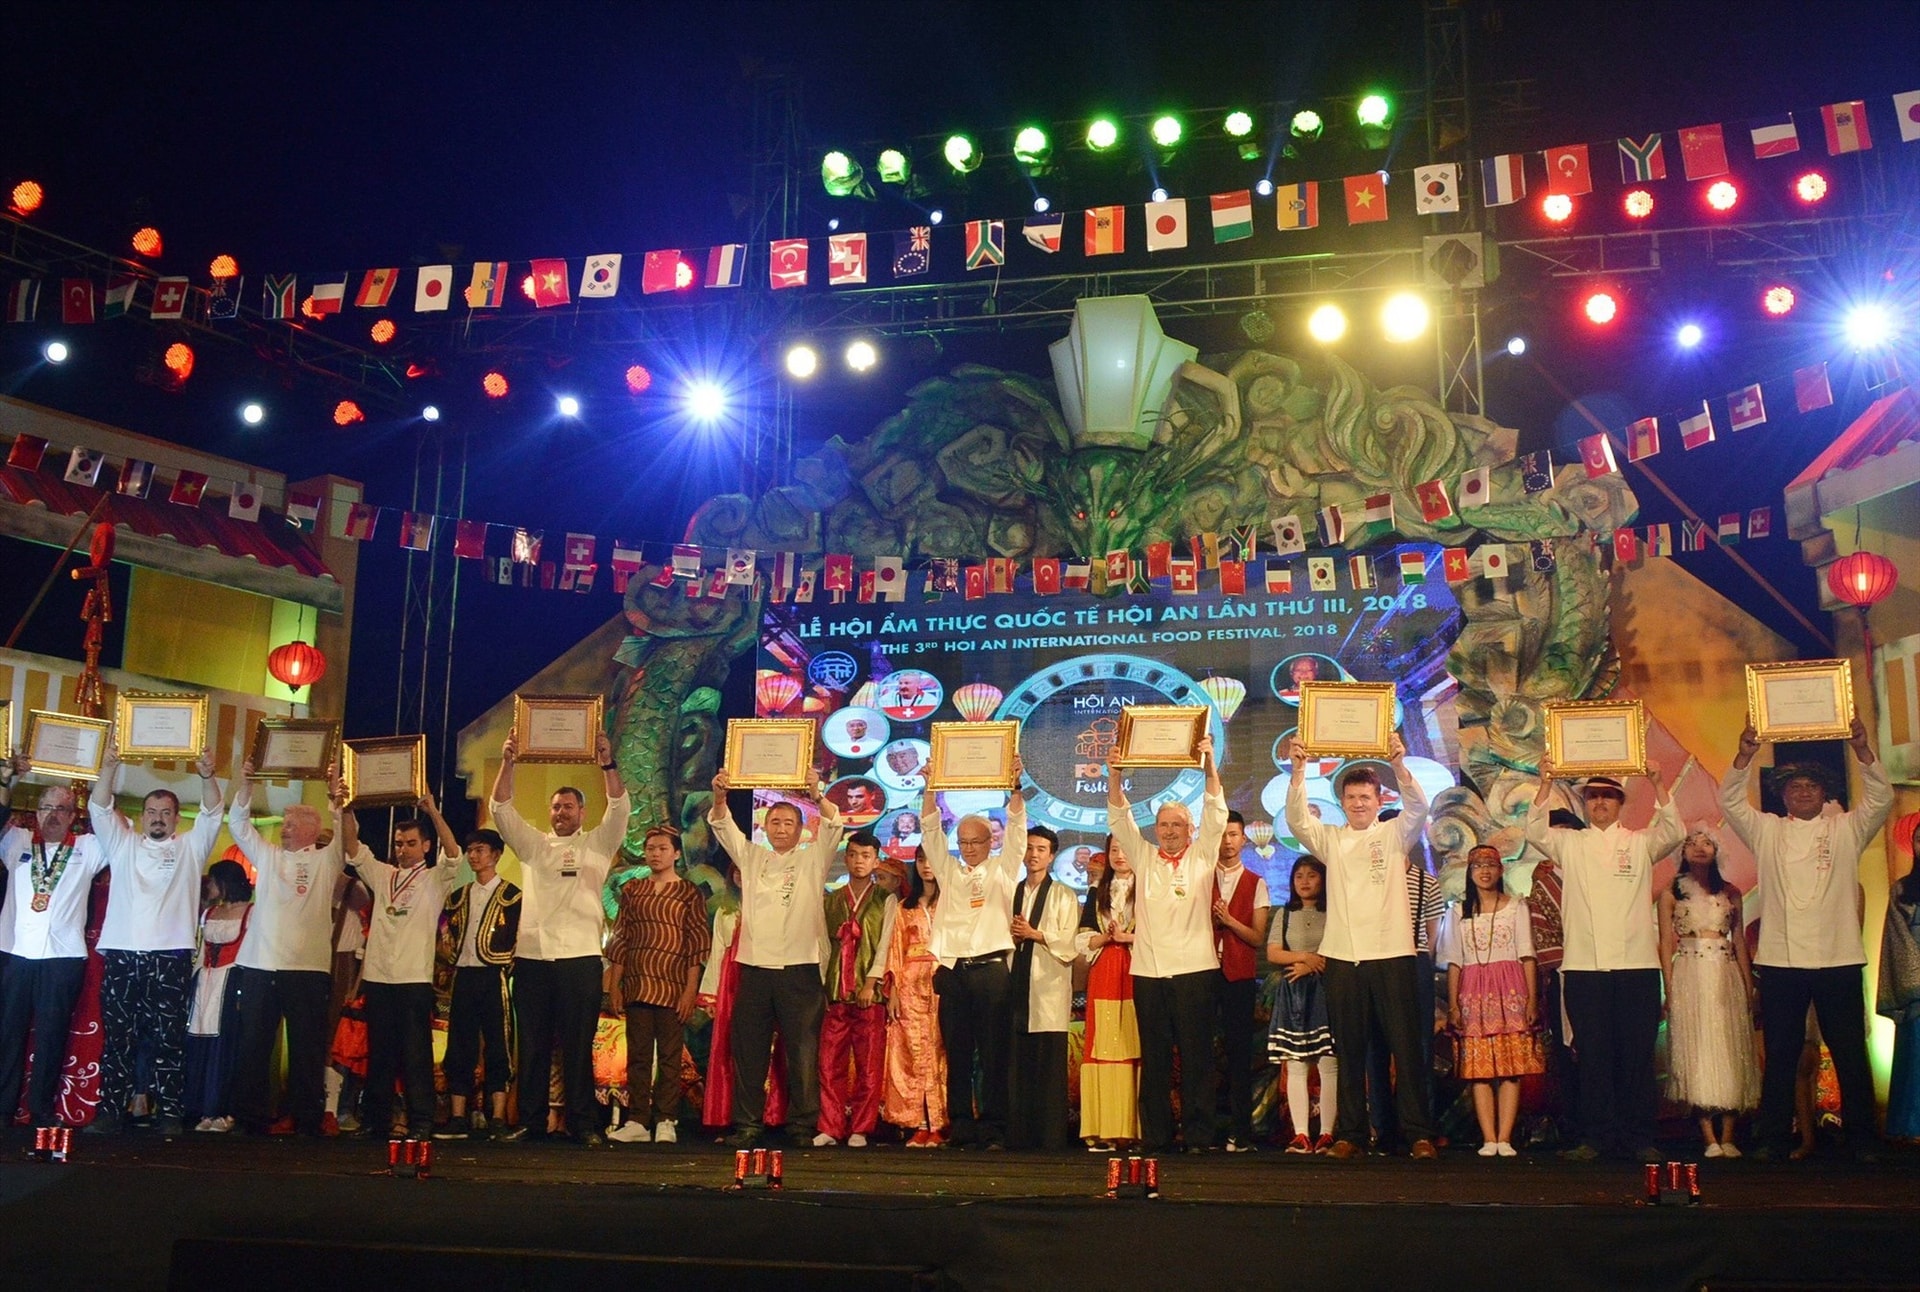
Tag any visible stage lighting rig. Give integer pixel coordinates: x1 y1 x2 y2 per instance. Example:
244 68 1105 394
943 135 981 174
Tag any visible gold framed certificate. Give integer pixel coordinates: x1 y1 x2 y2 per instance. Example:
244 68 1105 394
724 719 816 789
1113 705 1209 768
1543 699 1647 778
1746 659 1855 743
512 693 605 765
927 721 1019 789
343 734 427 808
1297 682 1396 758
0 698 10 760
114 691 209 762
250 718 340 780
23 710 111 781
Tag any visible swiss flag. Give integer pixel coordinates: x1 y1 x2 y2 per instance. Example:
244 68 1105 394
62 279 95 324
641 251 686 294
564 532 596 569
1415 478 1454 523
1542 144 1593 196
1442 548 1472 583
1169 559 1198 593
151 277 190 319
1032 557 1062 595
1105 550 1133 585
1343 173 1389 224
530 258 571 308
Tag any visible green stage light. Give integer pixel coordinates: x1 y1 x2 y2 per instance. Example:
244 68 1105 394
1290 109 1323 140
876 148 911 185
943 134 981 174
1150 115 1183 148
1013 126 1051 166
1087 118 1120 151
1224 111 1254 138
1357 94 1392 128
821 150 864 197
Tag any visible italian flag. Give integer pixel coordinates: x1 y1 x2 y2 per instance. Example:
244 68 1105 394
1211 190 1253 243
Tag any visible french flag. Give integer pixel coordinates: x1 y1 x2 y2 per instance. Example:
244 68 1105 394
1480 154 1525 207
705 244 745 289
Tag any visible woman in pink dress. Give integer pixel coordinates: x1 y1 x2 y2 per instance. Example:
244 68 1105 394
882 848 946 1146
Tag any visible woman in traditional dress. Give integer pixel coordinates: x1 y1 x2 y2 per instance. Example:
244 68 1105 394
186 860 252 1132
1076 837 1140 1150
1658 829 1759 1157
1877 825 1920 1141
882 848 947 1146
1445 844 1544 1157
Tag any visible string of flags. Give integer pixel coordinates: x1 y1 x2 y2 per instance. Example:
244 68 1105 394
7 92 1919 327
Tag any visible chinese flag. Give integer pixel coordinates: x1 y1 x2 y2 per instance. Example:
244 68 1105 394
1678 124 1729 180
1032 557 1062 595
1145 540 1173 579
453 520 488 560
1218 559 1246 596
640 250 685 294
1343 173 1389 224
1415 478 1454 523
530 258 571 308
1442 548 1472 583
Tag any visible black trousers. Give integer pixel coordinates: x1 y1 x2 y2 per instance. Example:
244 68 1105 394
731 963 823 1133
513 956 602 1136
362 981 437 1134
1367 950 1436 1145
443 965 512 1099
936 957 1011 1143
1217 975 1259 1143
1324 955 1434 1147
1756 964 1875 1149
1562 968 1661 1153
99 948 194 1118
1135 969 1219 1151
0 954 87 1126
231 966 332 1133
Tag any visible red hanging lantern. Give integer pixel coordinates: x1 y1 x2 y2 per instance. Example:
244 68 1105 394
268 640 327 691
1826 551 1899 608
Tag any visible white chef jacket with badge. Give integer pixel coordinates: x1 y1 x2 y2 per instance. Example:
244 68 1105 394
349 846 462 985
710 806 843 970
1110 788 1231 978
492 793 631 962
1286 775 1430 964
922 796 1027 968
91 791 225 952
228 791 346 974
1526 796 1683 972
0 827 108 959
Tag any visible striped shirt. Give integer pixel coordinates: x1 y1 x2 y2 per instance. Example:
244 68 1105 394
607 878 712 1009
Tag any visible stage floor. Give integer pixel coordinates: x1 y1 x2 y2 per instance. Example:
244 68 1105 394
5 1134 1918 1290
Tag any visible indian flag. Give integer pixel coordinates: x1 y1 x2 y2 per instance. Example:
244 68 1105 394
1399 550 1427 584
1210 190 1253 243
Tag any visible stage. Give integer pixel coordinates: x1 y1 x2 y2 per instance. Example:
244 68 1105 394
4 1134 1916 1290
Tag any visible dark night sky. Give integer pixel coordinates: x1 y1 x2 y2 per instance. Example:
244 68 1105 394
4 0 1918 798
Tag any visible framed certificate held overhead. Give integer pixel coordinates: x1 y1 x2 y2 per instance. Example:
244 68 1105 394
0 698 10 761
1746 659 1855 742
114 691 209 762
723 719 816 789
23 710 111 781
1112 705 1209 768
512 693 605 765
344 734 427 809
1543 699 1648 778
927 721 1019 789
1296 682 1396 758
250 718 340 780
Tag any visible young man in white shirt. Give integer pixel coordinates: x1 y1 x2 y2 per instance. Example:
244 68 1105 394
1006 824 1081 1151
435 827 519 1140
1284 734 1435 1160
710 769 843 1149
1212 811 1271 1152
1526 763 1681 1162
918 764 1027 1150
346 795 461 1140
1719 717 1891 1161
87 740 223 1137
227 759 350 1136
1109 737 1228 1154
0 765 109 1136
491 730 630 1148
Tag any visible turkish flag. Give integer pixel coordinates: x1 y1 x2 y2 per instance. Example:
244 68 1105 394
530 258 571 308
1032 558 1062 595
1542 144 1593 196
1343 173 1389 224
963 565 985 600
1579 433 1617 477
1614 528 1639 565
62 279 95 324
770 239 809 290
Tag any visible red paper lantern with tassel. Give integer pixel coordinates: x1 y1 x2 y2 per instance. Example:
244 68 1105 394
1827 551 1898 608
268 640 327 691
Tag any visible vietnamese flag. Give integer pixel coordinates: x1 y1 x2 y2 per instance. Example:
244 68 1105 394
169 470 209 506
1415 478 1454 523
1442 548 1472 584
530 258 571 308
1343 173 1389 224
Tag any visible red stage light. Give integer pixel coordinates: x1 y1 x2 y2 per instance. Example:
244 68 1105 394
369 319 396 344
209 255 239 280
1762 285 1797 316
1583 291 1619 325
131 227 164 257
520 275 537 302
163 342 195 379
1623 189 1654 219
10 180 44 214
1705 180 1738 212
625 364 654 395
1541 193 1574 223
301 296 322 320
1795 171 1829 203
333 400 366 426
482 371 510 398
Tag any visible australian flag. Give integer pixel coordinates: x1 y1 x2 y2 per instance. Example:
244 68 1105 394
893 226 931 279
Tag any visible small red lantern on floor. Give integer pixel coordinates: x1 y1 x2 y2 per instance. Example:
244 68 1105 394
1827 551 1898 608
268 640 327 691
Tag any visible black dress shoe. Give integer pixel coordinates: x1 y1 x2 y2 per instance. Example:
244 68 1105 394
723 1127 764 1150
578 1129 606 1149
84 1111 124 1135
495 1125 538 1143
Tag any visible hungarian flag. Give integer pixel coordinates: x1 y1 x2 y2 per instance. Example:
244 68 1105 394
1717 514 1742 545
308 276 347 316
466 262 509 308
1414 164 1459 214
1210 191 1252 242
641 251 685 294
579 254 623 298
1343 173 1388 224
964 219 1005 269
1085 207 1125 255
1678 124 1729 179
1265 561 1294 594
1679 404 1716 450
169 470 209 506
1346 494 1394 540
1442 548 1472 583
1169 558 1199 594
1626 417 1661 461
1398 551 1427 584
452 520 487 559
150 277 189 319
285 489 321 531
1306 556 1337 592
827 233 868 285
1749 113 1800 158
1458 466 1492 508
1541 144 1593 196
6 434 48 470
1748 508 1773 539
1728 383 1767 431
414 265 453 312
103 275 137 318
1579 432 1618 477
769 239 808 289
1794 362 1833 412
355 268 399 307
63 279 96 324
1821 100 1872 154
1032 557 1061 595
262 274 297 319
705 244 746 288
343 501 379 539
1614 528 1639 565
1415 478 1454 523
1218 559 1246 596
1275 182 1319 229
1023 213 1065 252
1617 134 1667 182
1480 155 1525 206
1144 198 1188 251
1269 514 1306 556
1145 540 1173 580
530 258 571 307
228 480 262 522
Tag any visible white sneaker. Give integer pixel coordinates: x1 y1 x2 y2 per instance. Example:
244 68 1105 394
1477 1142 1500 1157
607 1121 652 1143
812 1132 838 1147
1719 1143 1742 1159
847 1133 868 1147
1495 1142 1517 1157
1704 1142 1724 1158
653 1121 677 1144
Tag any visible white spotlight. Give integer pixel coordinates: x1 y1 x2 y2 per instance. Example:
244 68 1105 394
845 340 878 372
1151 187 1169 203
1255 179 1275 197
1505 336 1527 357
1844 303 1894 350
683 381 727 422
42 340 69 364
827 218 840 232
1306 304 1348 344
1032 196 1051 213
785 344 820 379
1381 292 1431 343
1675 322 1704 350
929 209 945 225
421 404 441 422
240 402 265 426
556 395 581 418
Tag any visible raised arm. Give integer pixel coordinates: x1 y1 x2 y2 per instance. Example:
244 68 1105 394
226 759 270 865
1105 760 1150 871
1385 734 1429 847
490 732 518 805
1716 728 1766 845
418 790 461 861
1843 718 1895 847
489 738 542 861
917 783 959 886
87 736 135 850
1281 736 1337 860
583 733 635 859
994 756 1028 879
596 730 623 801
1523 759 1566 862
334 764 359 860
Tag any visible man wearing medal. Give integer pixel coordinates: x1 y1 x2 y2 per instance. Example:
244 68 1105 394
0 755 111 1138
86 737 224 1137
343 792 462 1140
